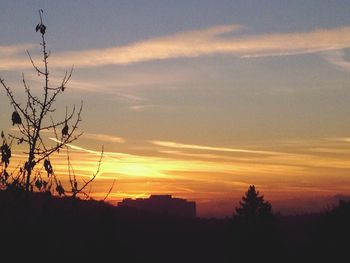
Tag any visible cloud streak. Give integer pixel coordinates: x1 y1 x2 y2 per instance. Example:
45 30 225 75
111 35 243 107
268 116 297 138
82 132 125 144
151 140 281 155
0 44 35 56
2 25 350 70
322 50 350 72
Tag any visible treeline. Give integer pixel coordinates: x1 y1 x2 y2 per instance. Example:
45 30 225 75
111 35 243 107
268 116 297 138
0 186 349 262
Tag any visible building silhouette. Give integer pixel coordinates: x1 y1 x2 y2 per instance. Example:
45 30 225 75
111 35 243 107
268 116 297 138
118 195 196 218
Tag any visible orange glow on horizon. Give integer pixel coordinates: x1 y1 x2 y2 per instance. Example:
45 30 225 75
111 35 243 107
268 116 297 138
3 136 350 217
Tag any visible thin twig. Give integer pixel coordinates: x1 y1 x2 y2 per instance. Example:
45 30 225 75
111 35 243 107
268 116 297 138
103 179 116 202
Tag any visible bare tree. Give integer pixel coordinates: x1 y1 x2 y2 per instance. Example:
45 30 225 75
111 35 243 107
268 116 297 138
66 147 104 199
0 10 89 195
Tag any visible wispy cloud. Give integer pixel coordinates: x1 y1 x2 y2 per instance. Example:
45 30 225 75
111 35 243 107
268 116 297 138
237 27 350 58
47 25 243 68
0 44 36 70
151 140 281 155
0 44 35 56
82 132 125 144
151 139 350 170
322 50 350 71
3 25 350 70
328 137 350 143
45 25 350 66
0 57 31 70
48 138 302 181
128 104 159 111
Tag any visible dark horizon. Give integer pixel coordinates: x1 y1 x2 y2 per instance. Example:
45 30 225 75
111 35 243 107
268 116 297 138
1 186 349 262
107 192 350 218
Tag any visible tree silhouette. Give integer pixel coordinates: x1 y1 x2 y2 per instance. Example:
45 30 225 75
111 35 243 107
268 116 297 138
234 185 273 224
0 10 98 197
229 185 283 262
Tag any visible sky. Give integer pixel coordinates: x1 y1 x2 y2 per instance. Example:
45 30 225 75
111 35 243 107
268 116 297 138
1 0 350 217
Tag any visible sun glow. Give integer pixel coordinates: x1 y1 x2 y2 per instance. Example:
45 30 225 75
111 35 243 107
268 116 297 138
4 133 350 217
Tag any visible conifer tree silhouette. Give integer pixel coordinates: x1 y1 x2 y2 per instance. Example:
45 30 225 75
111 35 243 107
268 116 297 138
230 185 283 262
234 185 273 223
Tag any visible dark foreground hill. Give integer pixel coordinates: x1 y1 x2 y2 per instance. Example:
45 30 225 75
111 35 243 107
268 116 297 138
0 190 349 262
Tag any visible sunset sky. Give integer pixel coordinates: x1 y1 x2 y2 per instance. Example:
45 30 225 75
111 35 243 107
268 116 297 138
1 1 350 217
